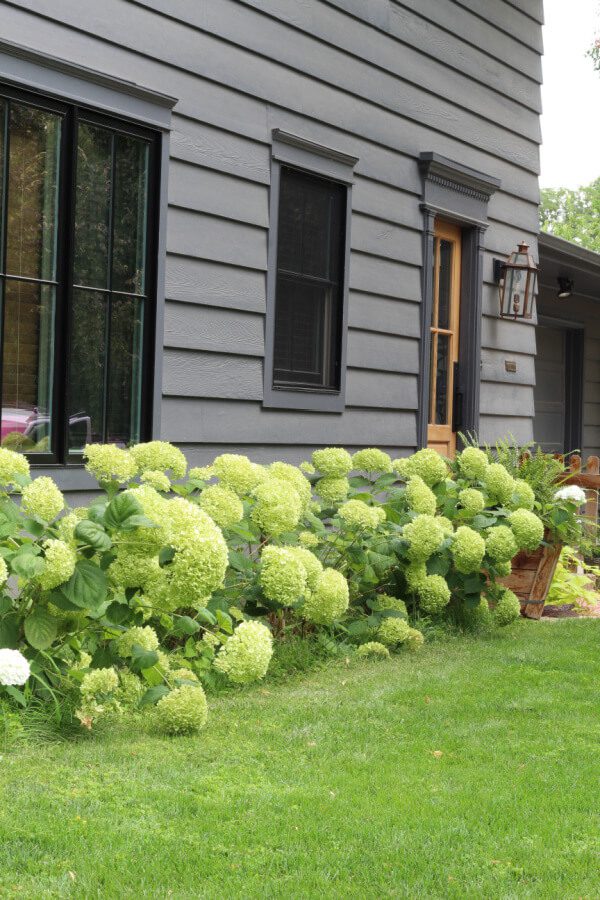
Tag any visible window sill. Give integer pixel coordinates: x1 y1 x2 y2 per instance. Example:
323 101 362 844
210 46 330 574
29 464 97 492
263 384 345 413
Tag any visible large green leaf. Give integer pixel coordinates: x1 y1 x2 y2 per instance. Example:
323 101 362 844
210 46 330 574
130 645 159 672
10 550 45 579
62 561 108 611
75 519 112 552
24 608 58 650
140 685 170 707
104 492 144 531
0 613 20 648
172 615 201 637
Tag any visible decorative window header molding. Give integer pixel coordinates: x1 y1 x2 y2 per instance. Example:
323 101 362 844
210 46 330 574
419 152 501 224
0 38 177 130
271 129 359 184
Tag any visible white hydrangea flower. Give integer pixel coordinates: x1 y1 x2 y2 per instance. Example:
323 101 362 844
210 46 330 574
554 485 586 506
0 648 31 685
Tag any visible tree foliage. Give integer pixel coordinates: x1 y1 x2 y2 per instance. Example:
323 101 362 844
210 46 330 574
539 178 600 253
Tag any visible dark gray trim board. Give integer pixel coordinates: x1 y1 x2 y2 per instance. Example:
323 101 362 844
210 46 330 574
263 130 358 412
537 315 584 454
417 152 500 447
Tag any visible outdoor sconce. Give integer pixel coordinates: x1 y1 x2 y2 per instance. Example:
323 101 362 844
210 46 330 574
493 241 538 319
557 276 574 299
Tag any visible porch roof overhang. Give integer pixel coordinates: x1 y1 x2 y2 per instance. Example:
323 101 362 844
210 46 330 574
538 232 600 303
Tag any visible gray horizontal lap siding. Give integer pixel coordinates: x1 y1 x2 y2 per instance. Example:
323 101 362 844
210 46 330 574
3 0 542 460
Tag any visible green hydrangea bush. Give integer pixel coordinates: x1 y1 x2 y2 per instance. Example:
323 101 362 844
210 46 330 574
0 439 586 737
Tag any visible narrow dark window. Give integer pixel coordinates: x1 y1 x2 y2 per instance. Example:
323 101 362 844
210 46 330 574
273 166 346 391
0 86 158 463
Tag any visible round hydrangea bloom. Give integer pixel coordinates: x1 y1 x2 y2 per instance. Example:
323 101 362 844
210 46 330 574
269 462 312 510
170 667 199 684
259 546 308 604
117 626 159 658
405 475 437 515
117 670 145 708
508 508 544 551
405 561 427 591
451 526 486 574
462 598 493 632
406 627 425 652
288 547 323 592
457 446 489 481
38 539 76 590
508 478 536 511
165 499 229 601
485 525 518 563
0 648 30 685
437 516 454 536
108 551 164 592
298 530 319 548
494 560 512 577
458 488 485 517
417 575 451 614
403 515 445 561
302 568 349 625
352 448 393 474
371 594 407 615
311 447 353 477
494 588 521 626
21 476 64 521
338 499 385 530
391 457 411 479
198 484 243 528
77 667 121 725
201 631 220 650
140 470 171 492
0 447 30 489
84 444 137 484
251 478 302 536
155 684 208 734
55 511 80 544
121 485 170 554
404 448 448 486
356 641 390 659
213 454 266 496
131 441 187 480
377 616 410 647
554 485 586 505
189 465 214 481
483 463 515 506
314 476 349 506
213 620 273 684
299 461 316 475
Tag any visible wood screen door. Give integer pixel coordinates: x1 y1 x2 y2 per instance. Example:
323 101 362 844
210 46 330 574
427 220 462 457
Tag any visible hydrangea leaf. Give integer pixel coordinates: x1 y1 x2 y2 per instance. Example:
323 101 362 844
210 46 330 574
62 561 108 611
129 645 160 672
75 520 112 552
104 493 144 531
24 608 58 650
139 684 171 707
172 616 201 637
10 550 45 579
0 612 20 648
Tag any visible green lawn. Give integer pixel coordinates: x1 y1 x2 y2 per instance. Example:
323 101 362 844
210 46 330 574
1 621 599 899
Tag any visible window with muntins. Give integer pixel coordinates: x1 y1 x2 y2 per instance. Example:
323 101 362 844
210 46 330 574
0 85 158 464
272 166 346 391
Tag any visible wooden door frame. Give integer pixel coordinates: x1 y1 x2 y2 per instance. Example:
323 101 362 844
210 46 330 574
427 220 462 455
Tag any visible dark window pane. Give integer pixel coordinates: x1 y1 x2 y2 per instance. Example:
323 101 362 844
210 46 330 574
67 289 107 450
0 100 5 270
106 296 144 444
278 167 344 280
435 334 450 425
5 103 61 281
437 239 452 330
274 276 334 386
428 333 436 425
1 280 55 453
274 168 345 390
73 123 112 289
112 135 149 295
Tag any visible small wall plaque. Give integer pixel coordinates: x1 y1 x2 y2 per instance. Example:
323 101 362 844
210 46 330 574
505 360 517 373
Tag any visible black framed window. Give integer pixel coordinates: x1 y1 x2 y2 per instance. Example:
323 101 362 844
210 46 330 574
272 166 346 391
0 85 158 464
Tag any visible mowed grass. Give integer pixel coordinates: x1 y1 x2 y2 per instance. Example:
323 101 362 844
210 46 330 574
1 621 599 899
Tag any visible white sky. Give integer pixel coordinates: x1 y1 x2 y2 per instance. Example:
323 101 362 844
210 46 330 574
539 0 600 187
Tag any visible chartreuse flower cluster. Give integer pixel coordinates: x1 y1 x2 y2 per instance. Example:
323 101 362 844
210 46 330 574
155 684 208 735
406 475 437 515
38 539 76 590
0 446 30 489
508 508 544 550
21 476 64 521
198 484 243 528
131 441 187 480
251 477 302 536
493 588 521 626
403 448 448 486
352 448 393 474
84 444 137 484
212 453 266 495
457 446 489 481
451 526 486 574
338 499 386 530
403 515 445 561
356 641 390 659
303 568 349 625
213 621 273 684
312 447 353 476
458 488 485 517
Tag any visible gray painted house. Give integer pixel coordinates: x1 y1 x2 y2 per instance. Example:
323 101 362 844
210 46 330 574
0 0 584 495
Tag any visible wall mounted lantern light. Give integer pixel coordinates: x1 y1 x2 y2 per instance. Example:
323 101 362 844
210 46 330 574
493 241 538 319
556 276 574 299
